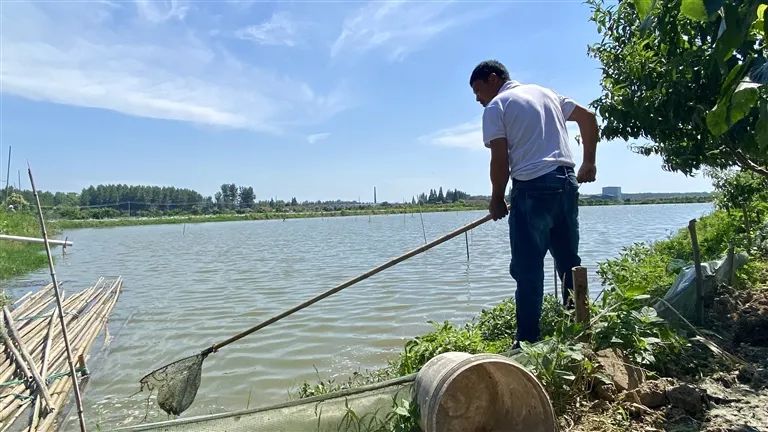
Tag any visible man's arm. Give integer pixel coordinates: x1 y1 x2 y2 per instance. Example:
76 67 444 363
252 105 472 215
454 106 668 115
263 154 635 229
568 104 598 183
489 138 509 220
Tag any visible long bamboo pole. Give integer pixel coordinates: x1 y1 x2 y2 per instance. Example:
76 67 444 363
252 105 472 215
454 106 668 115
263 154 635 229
28 167 87 432
203 213 492 355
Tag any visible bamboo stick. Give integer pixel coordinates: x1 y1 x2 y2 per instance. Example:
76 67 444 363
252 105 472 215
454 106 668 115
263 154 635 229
0 279 122 428
0 289 89 388
18 287 96 352
29 297 58 432
0 319 35 393
13 291 34 308
2 308 54 414
16 285 90 338
28 166 88 432
0 283 110 419
37 285 121 432
4 289 98 387
0 235 72 247
12 285 53 317
0 401 31 432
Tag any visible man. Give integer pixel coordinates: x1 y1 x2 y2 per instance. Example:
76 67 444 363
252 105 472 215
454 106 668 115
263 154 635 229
470 60 598 344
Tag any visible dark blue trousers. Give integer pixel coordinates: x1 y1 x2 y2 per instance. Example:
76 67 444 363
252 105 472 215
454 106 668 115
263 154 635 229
508 166 581 343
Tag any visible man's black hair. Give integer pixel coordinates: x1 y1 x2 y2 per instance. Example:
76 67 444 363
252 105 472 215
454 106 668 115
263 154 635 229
469 60 510 85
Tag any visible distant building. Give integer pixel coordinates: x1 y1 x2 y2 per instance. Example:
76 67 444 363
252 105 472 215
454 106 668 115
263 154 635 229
602 186 622 200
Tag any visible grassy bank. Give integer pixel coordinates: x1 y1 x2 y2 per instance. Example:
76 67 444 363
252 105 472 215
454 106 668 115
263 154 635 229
293 183 768 431
0 212 52 281
55 198 712 230
54 204 484 229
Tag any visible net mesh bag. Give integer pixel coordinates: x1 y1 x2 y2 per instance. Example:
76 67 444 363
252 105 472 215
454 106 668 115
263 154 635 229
120 377 414 432
139 353 206 416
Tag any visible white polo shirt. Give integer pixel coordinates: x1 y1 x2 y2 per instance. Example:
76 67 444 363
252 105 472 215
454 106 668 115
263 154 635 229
482 80 577 181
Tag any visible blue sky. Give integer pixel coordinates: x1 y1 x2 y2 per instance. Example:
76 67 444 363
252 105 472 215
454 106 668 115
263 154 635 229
0 0 714 203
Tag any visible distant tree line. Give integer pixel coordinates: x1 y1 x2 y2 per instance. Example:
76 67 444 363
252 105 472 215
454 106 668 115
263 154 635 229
414 187 470 204
79 185 209 209
3 181 712 221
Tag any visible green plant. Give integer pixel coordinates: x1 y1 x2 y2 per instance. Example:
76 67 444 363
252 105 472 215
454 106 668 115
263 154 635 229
296 367 398 399
0 211 52 280
540 294 574 339
597 242 677 300
592 292 685 369
519 339 597 414
394 321 506 376
474 297 516 342
326 395 421 432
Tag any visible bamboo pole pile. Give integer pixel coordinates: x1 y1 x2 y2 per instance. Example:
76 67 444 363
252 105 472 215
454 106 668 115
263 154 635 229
0 277 122 431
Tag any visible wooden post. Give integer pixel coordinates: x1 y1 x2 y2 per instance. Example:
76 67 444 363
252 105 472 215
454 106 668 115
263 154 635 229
77 354 89 377
572 266 590 330
688 219 705 325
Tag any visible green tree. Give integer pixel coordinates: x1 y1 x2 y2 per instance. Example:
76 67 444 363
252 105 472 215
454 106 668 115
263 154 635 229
588 0 768 178
710 168 768 245
438 187 445 203
239 186 255 209
4 192 29 210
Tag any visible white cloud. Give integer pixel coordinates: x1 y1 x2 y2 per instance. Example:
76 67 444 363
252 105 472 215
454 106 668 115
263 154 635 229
135 0 188 23
419 120 484 150
0 2 348 133
307 132 331 144
332 1 473 61
236 12 299 47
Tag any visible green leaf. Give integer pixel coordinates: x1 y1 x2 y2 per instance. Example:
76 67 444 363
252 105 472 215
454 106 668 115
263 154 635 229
633 0 653 19
715 3 749 62
681 0 724 20
757 102 768 153
642 337 663 345
721 64 748 99
763 4 768 39
707 87 760 136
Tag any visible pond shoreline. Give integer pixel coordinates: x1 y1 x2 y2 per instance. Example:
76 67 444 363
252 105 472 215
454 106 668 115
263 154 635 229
56 200 711 230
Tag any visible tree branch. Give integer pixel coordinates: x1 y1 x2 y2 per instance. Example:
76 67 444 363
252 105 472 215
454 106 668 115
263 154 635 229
722 137 768 178
732 149 768 178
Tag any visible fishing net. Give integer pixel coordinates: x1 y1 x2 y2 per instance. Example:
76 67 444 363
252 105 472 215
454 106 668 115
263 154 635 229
139 353 207 416
119 375 415 432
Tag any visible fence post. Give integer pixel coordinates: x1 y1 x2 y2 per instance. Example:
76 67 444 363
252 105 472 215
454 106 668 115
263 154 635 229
572 266 590 340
